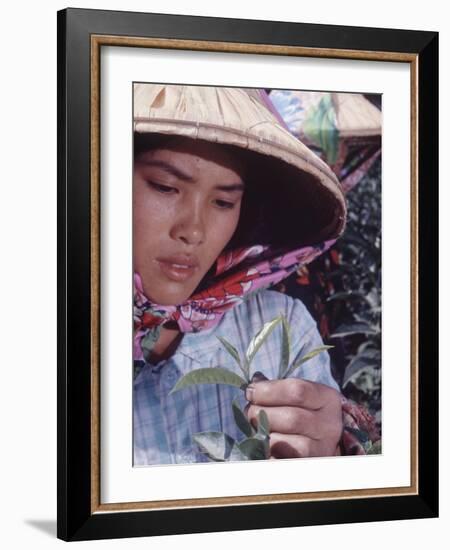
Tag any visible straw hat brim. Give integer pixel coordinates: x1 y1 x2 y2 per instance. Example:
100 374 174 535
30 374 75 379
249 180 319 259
134 84 347 247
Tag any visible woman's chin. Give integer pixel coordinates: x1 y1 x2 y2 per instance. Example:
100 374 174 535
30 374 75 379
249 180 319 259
144 286 195 306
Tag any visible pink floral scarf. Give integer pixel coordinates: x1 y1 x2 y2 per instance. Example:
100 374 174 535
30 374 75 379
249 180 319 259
134 239 337 362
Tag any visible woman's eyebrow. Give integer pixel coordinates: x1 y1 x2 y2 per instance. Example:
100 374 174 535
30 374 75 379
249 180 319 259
140 159 245 192
139 159 194 181
215 183 245 193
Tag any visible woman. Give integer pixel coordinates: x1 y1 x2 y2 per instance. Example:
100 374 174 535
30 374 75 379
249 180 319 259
133 84 378 465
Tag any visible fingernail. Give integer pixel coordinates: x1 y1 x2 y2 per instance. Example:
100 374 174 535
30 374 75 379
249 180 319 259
245 384 255 401
251 371 268 383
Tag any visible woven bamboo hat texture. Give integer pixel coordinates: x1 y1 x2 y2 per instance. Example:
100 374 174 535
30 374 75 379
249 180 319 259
133 83 347 247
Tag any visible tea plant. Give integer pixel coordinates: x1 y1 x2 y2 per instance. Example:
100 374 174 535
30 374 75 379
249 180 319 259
169 315 332 461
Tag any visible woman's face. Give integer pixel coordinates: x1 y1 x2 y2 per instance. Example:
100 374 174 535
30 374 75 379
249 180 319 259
134 136 246 305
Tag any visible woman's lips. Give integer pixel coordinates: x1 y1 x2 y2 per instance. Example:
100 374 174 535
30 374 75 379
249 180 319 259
156 259 198 282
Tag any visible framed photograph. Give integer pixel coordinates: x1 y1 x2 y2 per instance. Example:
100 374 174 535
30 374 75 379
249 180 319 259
57 7 438 542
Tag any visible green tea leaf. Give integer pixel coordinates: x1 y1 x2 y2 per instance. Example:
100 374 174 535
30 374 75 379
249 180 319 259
261 433 271 459
246 316 282 367
216 336 247 380
283 345 334 378
238 437 268 460
256 409 270 438
192 432 236 462
278 315 291 379
232 397 255 438
169 367 247 395
228 443 251 461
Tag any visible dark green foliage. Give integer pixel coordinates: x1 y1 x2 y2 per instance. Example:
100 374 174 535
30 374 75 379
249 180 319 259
327 158 382 431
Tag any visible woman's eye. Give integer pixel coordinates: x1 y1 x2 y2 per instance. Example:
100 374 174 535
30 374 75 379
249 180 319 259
147 181 177 194
214 199 235 210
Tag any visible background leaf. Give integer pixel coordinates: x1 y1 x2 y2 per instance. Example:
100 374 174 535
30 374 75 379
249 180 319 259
329 322 379 338
345 366 381 393
326 290 367 302
367 439 382 454
342 348 381 388
344 426 369 444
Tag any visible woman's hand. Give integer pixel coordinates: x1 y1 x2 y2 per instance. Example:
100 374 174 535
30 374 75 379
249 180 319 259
244 377 343 458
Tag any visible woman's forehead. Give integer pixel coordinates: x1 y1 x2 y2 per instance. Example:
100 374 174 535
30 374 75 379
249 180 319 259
136 135 248 182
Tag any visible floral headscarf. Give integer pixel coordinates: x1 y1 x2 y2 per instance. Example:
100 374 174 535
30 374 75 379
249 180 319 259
134 239 337 363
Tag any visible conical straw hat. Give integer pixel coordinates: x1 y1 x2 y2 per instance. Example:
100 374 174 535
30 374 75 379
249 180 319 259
332 92 381 138
133 83 346 246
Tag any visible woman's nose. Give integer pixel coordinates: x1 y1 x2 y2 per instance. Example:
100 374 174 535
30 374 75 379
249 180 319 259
170 207 205 246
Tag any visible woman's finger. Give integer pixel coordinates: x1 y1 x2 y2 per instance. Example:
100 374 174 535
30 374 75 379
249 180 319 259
245 377 336 410
246 404 320 439
269 432 319 458
269 432 339 458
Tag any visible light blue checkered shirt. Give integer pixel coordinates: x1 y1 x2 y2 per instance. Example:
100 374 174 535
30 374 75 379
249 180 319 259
133 289 340 466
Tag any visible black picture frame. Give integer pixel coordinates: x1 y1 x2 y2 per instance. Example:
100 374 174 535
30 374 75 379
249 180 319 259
57 7 438 542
